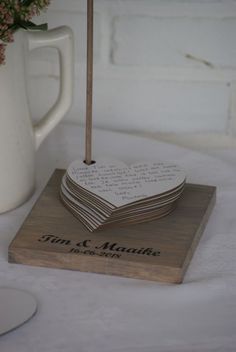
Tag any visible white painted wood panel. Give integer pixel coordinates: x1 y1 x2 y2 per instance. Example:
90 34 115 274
28 0 236 148
112 17 236 68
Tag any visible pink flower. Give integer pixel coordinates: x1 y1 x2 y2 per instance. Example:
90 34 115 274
0 43 6 65
0 0 51 65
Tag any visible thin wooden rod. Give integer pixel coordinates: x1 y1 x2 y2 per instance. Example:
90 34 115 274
85 0 94 165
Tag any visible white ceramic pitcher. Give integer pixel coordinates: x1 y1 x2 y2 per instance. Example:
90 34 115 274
0 26 74 213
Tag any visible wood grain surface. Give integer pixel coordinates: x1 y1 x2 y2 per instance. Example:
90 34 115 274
8 170 216 283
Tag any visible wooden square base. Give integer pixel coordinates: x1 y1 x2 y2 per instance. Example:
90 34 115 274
8 170 216 283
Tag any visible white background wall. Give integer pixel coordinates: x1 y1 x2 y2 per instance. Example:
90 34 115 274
29 0 236 149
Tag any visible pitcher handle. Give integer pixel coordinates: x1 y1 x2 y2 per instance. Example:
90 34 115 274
27 26 74 150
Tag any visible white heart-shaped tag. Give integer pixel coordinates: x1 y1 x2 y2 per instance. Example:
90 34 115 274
0 288 37 336
67 159 185 208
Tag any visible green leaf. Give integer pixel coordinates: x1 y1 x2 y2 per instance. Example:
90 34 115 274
9 24 20 32
18 21 48 31
21 0 35 6
17 22 28 30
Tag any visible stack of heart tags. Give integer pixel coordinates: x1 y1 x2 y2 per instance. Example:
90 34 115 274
60 159 186 232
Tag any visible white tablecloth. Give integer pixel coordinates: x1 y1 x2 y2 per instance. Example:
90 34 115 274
0 123 235 352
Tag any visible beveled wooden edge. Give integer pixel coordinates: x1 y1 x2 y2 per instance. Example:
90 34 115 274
181 186 216 277
8 247 183 284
